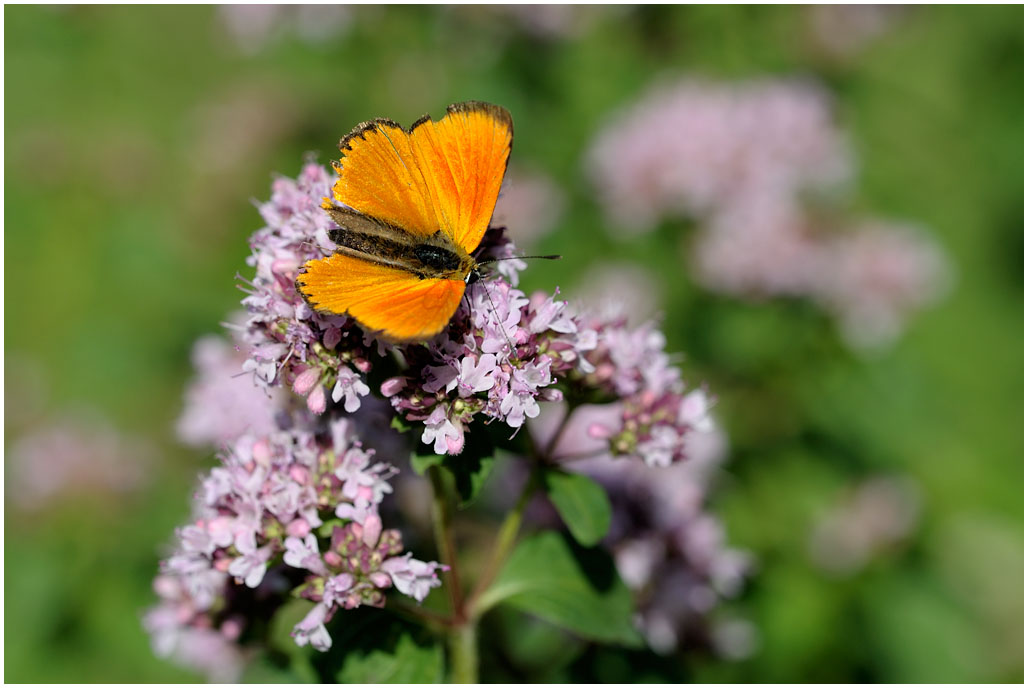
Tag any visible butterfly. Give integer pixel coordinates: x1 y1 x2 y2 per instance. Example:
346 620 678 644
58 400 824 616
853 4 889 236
296 101 514 342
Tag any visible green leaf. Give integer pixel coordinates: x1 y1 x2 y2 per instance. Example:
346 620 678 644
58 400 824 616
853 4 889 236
241 656 308 684
411 451 444 476
446 425 496 506
443 451 495 507
493 606 587 677
335 629 444 683
543 469 612 546
476 531 643 647
267 599 319 683
412 429 496 504
390 416 412 433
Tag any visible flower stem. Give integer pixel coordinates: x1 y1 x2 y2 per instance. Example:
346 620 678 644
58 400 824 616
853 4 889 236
428 465 464 621
448 622 478 683
467 469 537 616
385 597 450 634
428 465 480 682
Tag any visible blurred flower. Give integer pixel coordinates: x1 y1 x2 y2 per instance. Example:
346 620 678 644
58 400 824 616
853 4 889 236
587 75 950 349
491 168 566 247
470 5 623 41
176 332 286 448
570 262 661 327
812 221 951 349
189 83 300 176
218 5 352 54
809 474 922 575
498 4 578 39
710 617 760 661
808 5 905 60
143 574 248 683
6 412 153 509
586 77 851 232
692 202 950 349
689 192 822 298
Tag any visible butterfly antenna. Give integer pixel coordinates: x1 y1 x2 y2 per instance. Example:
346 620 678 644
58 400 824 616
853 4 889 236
477 254 562 266
299 239 333 256
479 276 518 362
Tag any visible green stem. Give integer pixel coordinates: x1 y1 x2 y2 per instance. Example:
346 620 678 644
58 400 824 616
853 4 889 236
448 622 478 683
467 469 537 616
385 597 449 634
428 465 464 621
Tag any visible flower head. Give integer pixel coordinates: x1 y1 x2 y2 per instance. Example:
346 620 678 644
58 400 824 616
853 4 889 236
147 416 443 668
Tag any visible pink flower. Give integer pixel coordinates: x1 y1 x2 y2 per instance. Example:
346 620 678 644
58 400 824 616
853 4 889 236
332 366 371 412
421 405 464 455
381 554 445 601
291 602 333 651
457 353 498 398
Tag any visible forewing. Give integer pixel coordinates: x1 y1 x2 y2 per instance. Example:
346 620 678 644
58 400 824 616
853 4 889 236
409 102 513 254
330 119 439 238
296 253 466 342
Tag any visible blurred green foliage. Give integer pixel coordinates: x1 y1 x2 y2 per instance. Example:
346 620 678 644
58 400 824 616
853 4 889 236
4 5 1022 683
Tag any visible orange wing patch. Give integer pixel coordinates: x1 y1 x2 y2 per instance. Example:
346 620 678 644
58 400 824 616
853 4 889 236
309 102 513 342
297 253 466 342
330 120 439 238
331 102 512 252
409 102 513 253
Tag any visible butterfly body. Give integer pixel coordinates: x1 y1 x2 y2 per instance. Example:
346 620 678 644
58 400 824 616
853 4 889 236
297 101 512 342
323 207 476 283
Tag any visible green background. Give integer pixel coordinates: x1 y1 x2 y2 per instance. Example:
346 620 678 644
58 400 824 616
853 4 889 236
4 5 1022 682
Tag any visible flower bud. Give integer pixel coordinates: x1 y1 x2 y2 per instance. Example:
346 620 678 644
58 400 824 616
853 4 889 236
380 376 407 397
286 518 310 538
293 367 321 396
306 385 326 414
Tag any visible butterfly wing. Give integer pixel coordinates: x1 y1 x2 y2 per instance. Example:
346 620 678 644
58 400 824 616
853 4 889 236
308 102 511 341
297 253 466 342
331 102 513 253
329 119 439 238
409 102 513 254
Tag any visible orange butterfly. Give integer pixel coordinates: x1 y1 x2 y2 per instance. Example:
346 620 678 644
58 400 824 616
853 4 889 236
296 101 513 342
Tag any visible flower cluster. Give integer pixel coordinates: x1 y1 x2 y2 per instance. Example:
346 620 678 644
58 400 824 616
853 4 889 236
239 162 601 456
146 419 443 678
557 317 714 467
239 162 373 416
586 77 851 232
533 403 749 654
152 158 742 679
586 77 949 349
382 277 598 455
